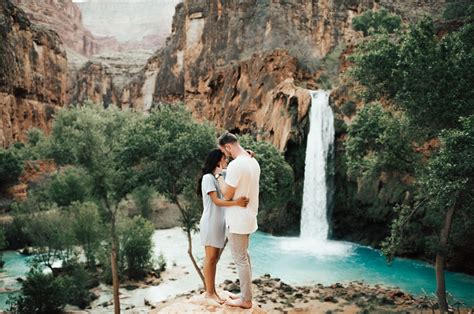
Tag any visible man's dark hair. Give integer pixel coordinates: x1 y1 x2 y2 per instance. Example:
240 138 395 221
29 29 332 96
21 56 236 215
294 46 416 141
218 132 238 146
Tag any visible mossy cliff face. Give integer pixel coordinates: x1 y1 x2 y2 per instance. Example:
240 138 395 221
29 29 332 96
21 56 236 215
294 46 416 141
0 0 68 147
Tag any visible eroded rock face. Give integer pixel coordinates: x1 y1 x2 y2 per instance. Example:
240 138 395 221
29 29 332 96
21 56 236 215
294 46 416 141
0 0 68 147
126 0 446 151
11 0 99 57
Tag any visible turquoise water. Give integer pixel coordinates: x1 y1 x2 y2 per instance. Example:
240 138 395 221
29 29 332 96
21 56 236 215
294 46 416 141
0 251 31 310
249 232 474 306
1 229 473 310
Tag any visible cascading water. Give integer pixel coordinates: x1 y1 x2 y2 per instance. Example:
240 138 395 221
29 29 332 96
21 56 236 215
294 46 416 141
300 90 334 240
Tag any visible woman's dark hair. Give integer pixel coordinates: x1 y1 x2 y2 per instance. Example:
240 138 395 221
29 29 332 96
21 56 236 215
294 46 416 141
196 148 224 196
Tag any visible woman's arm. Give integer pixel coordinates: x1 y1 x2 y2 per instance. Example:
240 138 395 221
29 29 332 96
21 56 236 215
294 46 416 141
208 191 248 207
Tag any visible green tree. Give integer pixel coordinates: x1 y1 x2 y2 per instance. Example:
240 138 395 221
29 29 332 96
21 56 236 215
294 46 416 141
45 167 93 208
345 103 415 180
417 117 473 310
120 216 154 279
352 8 402 36
22 209 76 272
349 9 474 311
47 104 141 314
69 201 105 269
0 148 23 193
350 17 474 134
120 104 215 287
9 264 70 314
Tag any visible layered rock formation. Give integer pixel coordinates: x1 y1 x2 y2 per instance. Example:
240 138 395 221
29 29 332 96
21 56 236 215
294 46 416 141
125 0 447 151
11 0 99 57
0 0 68 147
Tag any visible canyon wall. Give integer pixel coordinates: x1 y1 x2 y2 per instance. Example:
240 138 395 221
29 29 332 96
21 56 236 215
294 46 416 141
12 0 99 57
0 0 68 148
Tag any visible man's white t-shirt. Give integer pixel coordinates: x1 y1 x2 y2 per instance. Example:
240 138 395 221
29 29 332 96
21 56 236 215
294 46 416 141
225 154 260 234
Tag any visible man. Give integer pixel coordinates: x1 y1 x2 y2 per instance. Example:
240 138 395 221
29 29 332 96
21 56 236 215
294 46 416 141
216 132 260 309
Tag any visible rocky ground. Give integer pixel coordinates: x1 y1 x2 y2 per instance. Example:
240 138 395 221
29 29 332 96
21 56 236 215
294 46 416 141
151 274 473 314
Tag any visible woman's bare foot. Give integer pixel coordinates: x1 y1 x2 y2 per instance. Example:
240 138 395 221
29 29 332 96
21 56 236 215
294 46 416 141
204 292 225 305
225 298 252 309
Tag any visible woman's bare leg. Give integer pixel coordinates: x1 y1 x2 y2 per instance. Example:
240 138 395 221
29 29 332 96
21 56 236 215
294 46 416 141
204 246 224 303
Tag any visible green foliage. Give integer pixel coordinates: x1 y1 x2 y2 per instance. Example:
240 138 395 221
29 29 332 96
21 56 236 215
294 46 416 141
352 8 402 36
132 185 155 220
120 216 154 280
348 9 474 275
382 116 474 260
69 201 105 269
48 104 141 207
0 226 7 268
9 261 96 313
22 209 76 270
45 167 93 208
340 101 357 117
350 17 474 133
61 260 97 309
9 264 70 314
120 104 215 206
345 103 415 179
239 135 295 232
443 1 474 21
0 148 23 192
419 115 474 221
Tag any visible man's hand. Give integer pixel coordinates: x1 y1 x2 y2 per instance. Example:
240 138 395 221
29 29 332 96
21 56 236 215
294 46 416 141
246 149 256 158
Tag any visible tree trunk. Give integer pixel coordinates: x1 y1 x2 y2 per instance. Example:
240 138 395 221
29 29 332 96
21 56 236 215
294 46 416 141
187 229 206 289
111 215 120 314
173 191 206 289
435 202 456 313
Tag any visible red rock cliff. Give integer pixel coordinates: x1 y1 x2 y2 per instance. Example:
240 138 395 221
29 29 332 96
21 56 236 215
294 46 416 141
0 0 68 148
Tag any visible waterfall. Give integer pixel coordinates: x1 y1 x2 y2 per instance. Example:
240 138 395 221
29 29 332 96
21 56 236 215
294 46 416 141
300 90 335 240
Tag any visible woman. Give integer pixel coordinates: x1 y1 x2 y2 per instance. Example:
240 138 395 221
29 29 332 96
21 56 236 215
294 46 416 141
197 148 249 304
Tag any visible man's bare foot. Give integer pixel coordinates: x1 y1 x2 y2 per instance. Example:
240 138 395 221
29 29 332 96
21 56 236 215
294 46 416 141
224 291 240 300
204 292 225 305
225 298 252 309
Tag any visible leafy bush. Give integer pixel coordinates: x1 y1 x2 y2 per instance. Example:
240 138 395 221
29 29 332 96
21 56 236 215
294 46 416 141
0 148 23 192
9 265 69 314
61 260 97 309
69 201 105 269
120 216 154 280
345 103 415 179
46 167 93 208
352 8 402 36
443 1 474 20
349 17 474 133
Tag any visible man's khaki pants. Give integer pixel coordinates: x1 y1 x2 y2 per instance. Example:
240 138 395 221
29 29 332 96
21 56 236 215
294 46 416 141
228 233 252 301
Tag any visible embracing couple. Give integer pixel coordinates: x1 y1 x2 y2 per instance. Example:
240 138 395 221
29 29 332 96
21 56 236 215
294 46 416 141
196 132 261 309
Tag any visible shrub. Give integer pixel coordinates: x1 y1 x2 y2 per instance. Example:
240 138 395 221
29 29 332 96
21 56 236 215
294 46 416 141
46 167 93 208
120 216 154 280
9 265 69 314
352 8 402 36
0 148 23 192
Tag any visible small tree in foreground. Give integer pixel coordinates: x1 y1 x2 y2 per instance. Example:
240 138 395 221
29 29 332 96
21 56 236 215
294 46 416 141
119 104 215 287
